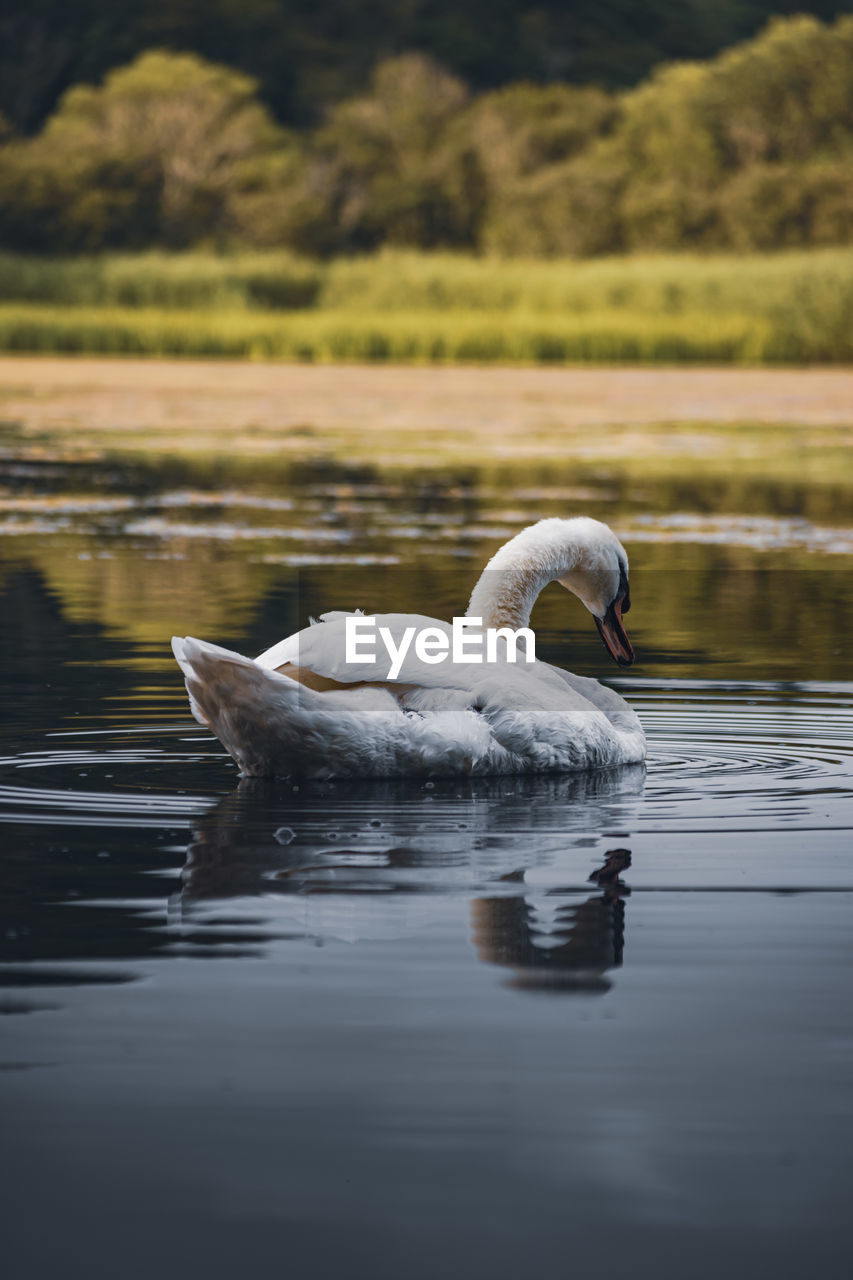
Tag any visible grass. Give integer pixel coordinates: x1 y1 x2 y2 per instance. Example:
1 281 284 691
0 250 322 310
0 304 773 363
0 247 852 362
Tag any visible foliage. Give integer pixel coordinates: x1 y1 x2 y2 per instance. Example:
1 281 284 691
1 246 853 363
0 51 286 251
469 13 853 256
1 17 853 256
0 250 323 309
0 302 772 363
718 162 853 249
270 55 478 254
457 83 621 255
605 13 853 251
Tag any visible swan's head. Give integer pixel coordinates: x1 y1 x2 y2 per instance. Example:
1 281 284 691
554 518 634 667
471 516 635 665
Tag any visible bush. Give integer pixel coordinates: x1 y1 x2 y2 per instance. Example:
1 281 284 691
0 51 287 252
275 54 479 255
719 162 853 250
480 153 627 257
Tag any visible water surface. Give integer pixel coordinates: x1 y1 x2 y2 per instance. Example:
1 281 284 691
1 452 852 1279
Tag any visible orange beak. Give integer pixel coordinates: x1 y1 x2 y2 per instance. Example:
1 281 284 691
594 597 635 667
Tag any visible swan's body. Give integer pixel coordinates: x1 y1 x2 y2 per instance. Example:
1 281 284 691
173 517 645 778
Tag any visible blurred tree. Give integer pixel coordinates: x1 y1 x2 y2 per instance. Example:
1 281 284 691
611 14 853 250
708 13 853 166
480 154 627 256
719 162 853 248
460 82 618 182
607 62 728 250
268 54 478 253
458 82 620 253
1 13 853 255
0 50 287 250
470 13 853 256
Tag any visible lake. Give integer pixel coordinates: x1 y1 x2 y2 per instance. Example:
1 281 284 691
1 381 852 1279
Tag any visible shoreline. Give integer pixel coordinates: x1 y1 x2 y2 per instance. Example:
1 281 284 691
1 357 851 482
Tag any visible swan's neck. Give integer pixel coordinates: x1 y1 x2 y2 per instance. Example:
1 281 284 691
465 519 613 629
466 561 552 629
465 526 581 629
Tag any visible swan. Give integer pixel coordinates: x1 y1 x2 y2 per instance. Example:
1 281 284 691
172 516 645 778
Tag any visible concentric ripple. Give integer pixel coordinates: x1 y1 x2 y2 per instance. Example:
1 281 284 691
0 726 221 828
629 680 853 832
1 682 851 837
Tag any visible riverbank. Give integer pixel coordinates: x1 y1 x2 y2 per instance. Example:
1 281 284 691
1 358 851 488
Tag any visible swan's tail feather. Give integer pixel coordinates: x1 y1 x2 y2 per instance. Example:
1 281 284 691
171 635 416 778
172 635 227 729
172 635 319 776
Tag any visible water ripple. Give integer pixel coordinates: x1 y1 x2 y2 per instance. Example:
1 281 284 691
0 684 850 836
0 729 219 827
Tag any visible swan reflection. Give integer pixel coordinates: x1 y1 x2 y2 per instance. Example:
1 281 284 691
472 848 631 993
180 768 643 993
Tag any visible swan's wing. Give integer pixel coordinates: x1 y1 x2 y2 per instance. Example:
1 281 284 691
545 665 644 736
256 612 495 690
254 610 374 674
253 612 644 763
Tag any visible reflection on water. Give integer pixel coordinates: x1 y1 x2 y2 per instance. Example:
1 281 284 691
472 849 632 993
1 451 853 677
178 773 642 994
1 451 853 1278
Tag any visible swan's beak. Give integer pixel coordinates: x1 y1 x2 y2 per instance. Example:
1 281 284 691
595 597 635 667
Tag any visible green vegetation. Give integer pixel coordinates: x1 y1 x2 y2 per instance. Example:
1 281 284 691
0 247 851 363
1 13 851 365
0 303 770 364
0 250 322 310
1 16 853 257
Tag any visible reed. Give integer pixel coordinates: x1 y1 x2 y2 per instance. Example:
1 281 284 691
0 305 779 363
0 251 322 310
0 247 851 363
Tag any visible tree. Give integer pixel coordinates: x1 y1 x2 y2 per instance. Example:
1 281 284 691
611 14 853 251
457 82 619 254
3 13 853 256
708 14 853 167
275 54 478 254
0 50 286 250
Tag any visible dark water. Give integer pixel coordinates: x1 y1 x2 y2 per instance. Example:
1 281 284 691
2 455 853 1279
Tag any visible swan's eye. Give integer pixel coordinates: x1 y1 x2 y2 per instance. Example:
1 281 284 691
622 586 631 614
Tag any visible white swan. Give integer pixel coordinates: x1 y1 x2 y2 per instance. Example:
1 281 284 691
172 516 645 778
